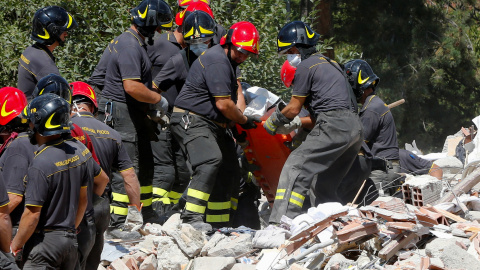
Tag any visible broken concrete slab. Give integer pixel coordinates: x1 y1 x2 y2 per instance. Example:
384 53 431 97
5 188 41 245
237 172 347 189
440 244 480 270
143 223 163 236
252 228 289 249
324 253 356 270
191 257 236 270
110 258 130 270
164 223 206 258
426 238 466 258
207 233 253 257
155 236 189 270
162 213 182 232
230 264 256 270
139 254 157 270
201 233 227 256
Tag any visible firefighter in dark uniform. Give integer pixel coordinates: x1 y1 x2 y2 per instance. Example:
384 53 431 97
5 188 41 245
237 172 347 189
17 6 77 100
266 21 363 223
150 9 217 218
10 94 104 269
399 149 443 179
98 0 173 230
0 173 18 270
344 59 401 197
170 21 260 230
0 87 29 157
70 81 142 266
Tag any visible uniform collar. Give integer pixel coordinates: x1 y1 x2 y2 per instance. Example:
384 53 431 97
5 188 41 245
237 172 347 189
166 32 183 49
360 94 376 112
34 137 66 157
33 42 56 62
71 111 94 119
126 28 147 47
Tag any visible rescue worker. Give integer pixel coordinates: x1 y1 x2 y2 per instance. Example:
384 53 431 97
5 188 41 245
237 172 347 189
344 59 401 197
0 174 18 270
17 6 77 100
266 21 363 223
0 87 29 157
150 10 217 218
148 2 214 219
70 81 142 266
10 94 104 269
170 21 261 230
399 149 443 179
98 0 173 229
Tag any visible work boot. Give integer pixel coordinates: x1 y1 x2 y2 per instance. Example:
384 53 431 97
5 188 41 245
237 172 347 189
142 207 164 224
190 222 213 232
181 212 213 232
104 225 141 240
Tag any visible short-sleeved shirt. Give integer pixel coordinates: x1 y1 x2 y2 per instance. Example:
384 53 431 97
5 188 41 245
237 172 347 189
102 28 153 104
212 24 226 46
71 111 133 176
147 32 183 79
0 174 9 209
360 94 399 160
24 138 101 229
399 149 432 175
292 53 351 118
174 44 238 123
17 43 60 100
87 39 115 88
0 133 37 225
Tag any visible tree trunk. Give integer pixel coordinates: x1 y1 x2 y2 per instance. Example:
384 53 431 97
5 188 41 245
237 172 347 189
315 0 334 59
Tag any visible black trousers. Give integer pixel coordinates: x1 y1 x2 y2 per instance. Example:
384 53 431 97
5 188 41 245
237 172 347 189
337 154 372 205
22 230 78 269
170 112 240 228
76 216 96 270
270 109 363 223
86 195 110 270
98 98 156 226
0 251 19 270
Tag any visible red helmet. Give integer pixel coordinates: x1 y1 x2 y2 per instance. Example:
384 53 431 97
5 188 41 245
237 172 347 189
70 81 98 110
177 0 209 9
0 87 27 125
221 21 259 56
175 1 213 26
280 60 296 88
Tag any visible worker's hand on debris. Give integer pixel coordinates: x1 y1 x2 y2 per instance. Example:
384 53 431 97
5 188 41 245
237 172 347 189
263 105 292 135
240 115 261 130
125 204 143 232
276 115 302 134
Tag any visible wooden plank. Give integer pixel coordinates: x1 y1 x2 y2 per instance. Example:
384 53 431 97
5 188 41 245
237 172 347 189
431 206 467 223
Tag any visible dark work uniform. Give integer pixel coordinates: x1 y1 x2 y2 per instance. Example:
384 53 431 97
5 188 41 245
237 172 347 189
0 134 37 227
399 149 433 175
269 53 363 223
360 94 401 196
0 174 19 270
99 28 157 223
71 111 134 270
17 43 60 100
171 44 241 227
212 24 226 46
147 32 187 214
87 39 115 97
21 138 101 270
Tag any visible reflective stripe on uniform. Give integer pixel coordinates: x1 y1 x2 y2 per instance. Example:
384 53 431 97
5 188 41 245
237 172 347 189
206 214 230 223
141 186 153 194
168 191 182 200
231 197 238 210
112 192 130 203
275 189 286 200
289 191 305 207
187 188 210 201
141 198 152 207
207 201 230 210
152 197 171 204
110 205 128 216
185 202 206 214
153 187 169 197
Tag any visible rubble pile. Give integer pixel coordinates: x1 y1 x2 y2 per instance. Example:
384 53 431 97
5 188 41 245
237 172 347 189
99 132 480 270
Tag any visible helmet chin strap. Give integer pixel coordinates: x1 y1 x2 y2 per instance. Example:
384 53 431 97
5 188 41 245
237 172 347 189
73 101 82 117
226 44 239 69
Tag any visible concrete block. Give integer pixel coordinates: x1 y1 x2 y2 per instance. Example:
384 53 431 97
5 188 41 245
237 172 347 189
138 235 163 251
252 229 288 249
156 236 189 270
402 175 442 206
207 233 253 257
434 156 463 174
469 211 480 222
162 213 181 232
231 264 256 270
165 223 206 257
324 253 356 270
140 254 158 270
440 244 480 270
192 257 235 270
110 258 130 270
201 233 227 256
426 238 464 258
143 223 163 236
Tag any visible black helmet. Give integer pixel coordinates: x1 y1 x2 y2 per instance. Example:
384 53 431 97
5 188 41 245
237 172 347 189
277 21 319 54
344 59 380 100
28 93 72 136
131 0 173 44
183 11 216 44
32 74 72 104
31 6 77 46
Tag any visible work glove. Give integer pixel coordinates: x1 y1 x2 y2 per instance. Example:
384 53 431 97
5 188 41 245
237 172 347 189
285 128 310 151
155 97 169 118
263 104 292 136
124 203 143 232
276 115 302 134
232 127 249 148
239 115 261 130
